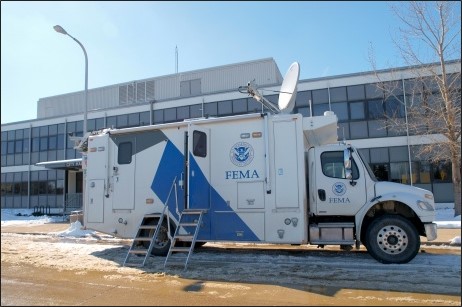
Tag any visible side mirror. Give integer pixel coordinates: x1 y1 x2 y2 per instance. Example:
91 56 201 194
344 148 352 180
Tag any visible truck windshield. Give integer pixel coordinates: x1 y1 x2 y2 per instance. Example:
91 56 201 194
357 149 378 182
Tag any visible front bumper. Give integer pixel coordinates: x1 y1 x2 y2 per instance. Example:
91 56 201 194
424 223 438 241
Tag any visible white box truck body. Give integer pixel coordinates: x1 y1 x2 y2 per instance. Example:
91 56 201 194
82 62 437 264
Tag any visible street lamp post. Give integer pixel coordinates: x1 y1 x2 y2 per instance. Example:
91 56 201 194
54 25 88 218
53 25 88 136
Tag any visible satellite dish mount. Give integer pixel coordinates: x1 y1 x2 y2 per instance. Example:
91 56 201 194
239 62 300 114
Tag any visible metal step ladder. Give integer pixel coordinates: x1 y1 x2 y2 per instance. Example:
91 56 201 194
123 213 165 267
164 209 205 270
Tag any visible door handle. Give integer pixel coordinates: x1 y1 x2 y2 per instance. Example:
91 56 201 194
318 189 326 201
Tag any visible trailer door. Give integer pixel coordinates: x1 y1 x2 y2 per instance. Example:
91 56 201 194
112 138 135 210
187 125 210 210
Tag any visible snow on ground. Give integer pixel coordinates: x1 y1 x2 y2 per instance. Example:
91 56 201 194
1 205 461 297
1 204 460 245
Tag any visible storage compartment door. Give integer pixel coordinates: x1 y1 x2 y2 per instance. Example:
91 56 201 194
273 120 299 208
86 179 104 223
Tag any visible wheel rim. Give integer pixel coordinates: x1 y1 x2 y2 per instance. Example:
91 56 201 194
376 225 408 255
151 225 169 247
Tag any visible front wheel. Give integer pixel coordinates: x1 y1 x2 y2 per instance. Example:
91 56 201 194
364 215 420 264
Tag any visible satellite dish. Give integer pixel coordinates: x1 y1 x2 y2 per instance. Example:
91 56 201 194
278 62 300 114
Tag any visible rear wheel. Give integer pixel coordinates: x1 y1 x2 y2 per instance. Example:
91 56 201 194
141 218 175 256
365 215 419 264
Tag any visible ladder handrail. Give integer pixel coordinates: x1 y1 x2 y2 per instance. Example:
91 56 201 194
164 209 205 270
163 176 179 241
124 175 181 268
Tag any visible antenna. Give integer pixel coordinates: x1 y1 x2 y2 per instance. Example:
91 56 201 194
239 61 300 114
175 45 178 74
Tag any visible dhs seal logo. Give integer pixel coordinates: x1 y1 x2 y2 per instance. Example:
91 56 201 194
230 142 254 167
332 182 346 196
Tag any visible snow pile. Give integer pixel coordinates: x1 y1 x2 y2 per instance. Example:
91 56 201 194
0 209 60 226
55 220 96 238
450 236 461 246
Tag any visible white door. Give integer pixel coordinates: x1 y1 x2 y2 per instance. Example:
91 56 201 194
112 138 135 210
313 148 367 215
187 125 210 210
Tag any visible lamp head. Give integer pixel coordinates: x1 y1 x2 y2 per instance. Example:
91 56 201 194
53 25 68 35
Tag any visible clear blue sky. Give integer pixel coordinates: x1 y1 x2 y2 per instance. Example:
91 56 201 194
0 1 425 124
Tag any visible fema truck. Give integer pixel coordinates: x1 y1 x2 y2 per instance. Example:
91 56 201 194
81 62 437 267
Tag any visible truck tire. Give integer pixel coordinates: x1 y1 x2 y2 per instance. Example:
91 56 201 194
364 214 420 264
141 218 175 256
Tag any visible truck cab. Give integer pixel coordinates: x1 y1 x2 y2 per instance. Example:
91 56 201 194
306 141 437 264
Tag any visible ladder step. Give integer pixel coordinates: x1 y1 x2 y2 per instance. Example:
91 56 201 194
179 222 198 226
175 235 193 241
170 247 190 252
139 225 157 229
181 210 205 215
133 237 152 241
129 250 148 255
143 214 162 218
164 209 204 270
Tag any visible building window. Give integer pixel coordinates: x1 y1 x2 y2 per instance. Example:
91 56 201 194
180 79 201 97
139 112 150 126
349 121 368 139
367 99 385 119
128 113 140 127
371 164 389 181
164 108 176 123
432 161 451 182
218 100 232 116
390 162 410 184
313 103 329 116
365 83 384 99
329 87 347 102
331 102 348 121
117 114 128 128
350 101 365 120
347 85 365 101
204 102 218 117
177 106 190 120
418 161 432 184
385 97 405 118
190 104 202 118
295 91 311 107
106 116 117 129
233 98 247 114
154 109 164 124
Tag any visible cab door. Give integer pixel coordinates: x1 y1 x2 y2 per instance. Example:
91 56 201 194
312 147 366 215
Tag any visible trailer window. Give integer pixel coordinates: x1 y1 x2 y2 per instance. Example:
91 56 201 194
193 130 207 158
118 142 132 164
321 151 359 179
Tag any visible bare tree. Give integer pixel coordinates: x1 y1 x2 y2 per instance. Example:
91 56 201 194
369 1 461 216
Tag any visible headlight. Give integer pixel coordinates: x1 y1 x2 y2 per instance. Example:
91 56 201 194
417 200 434 211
